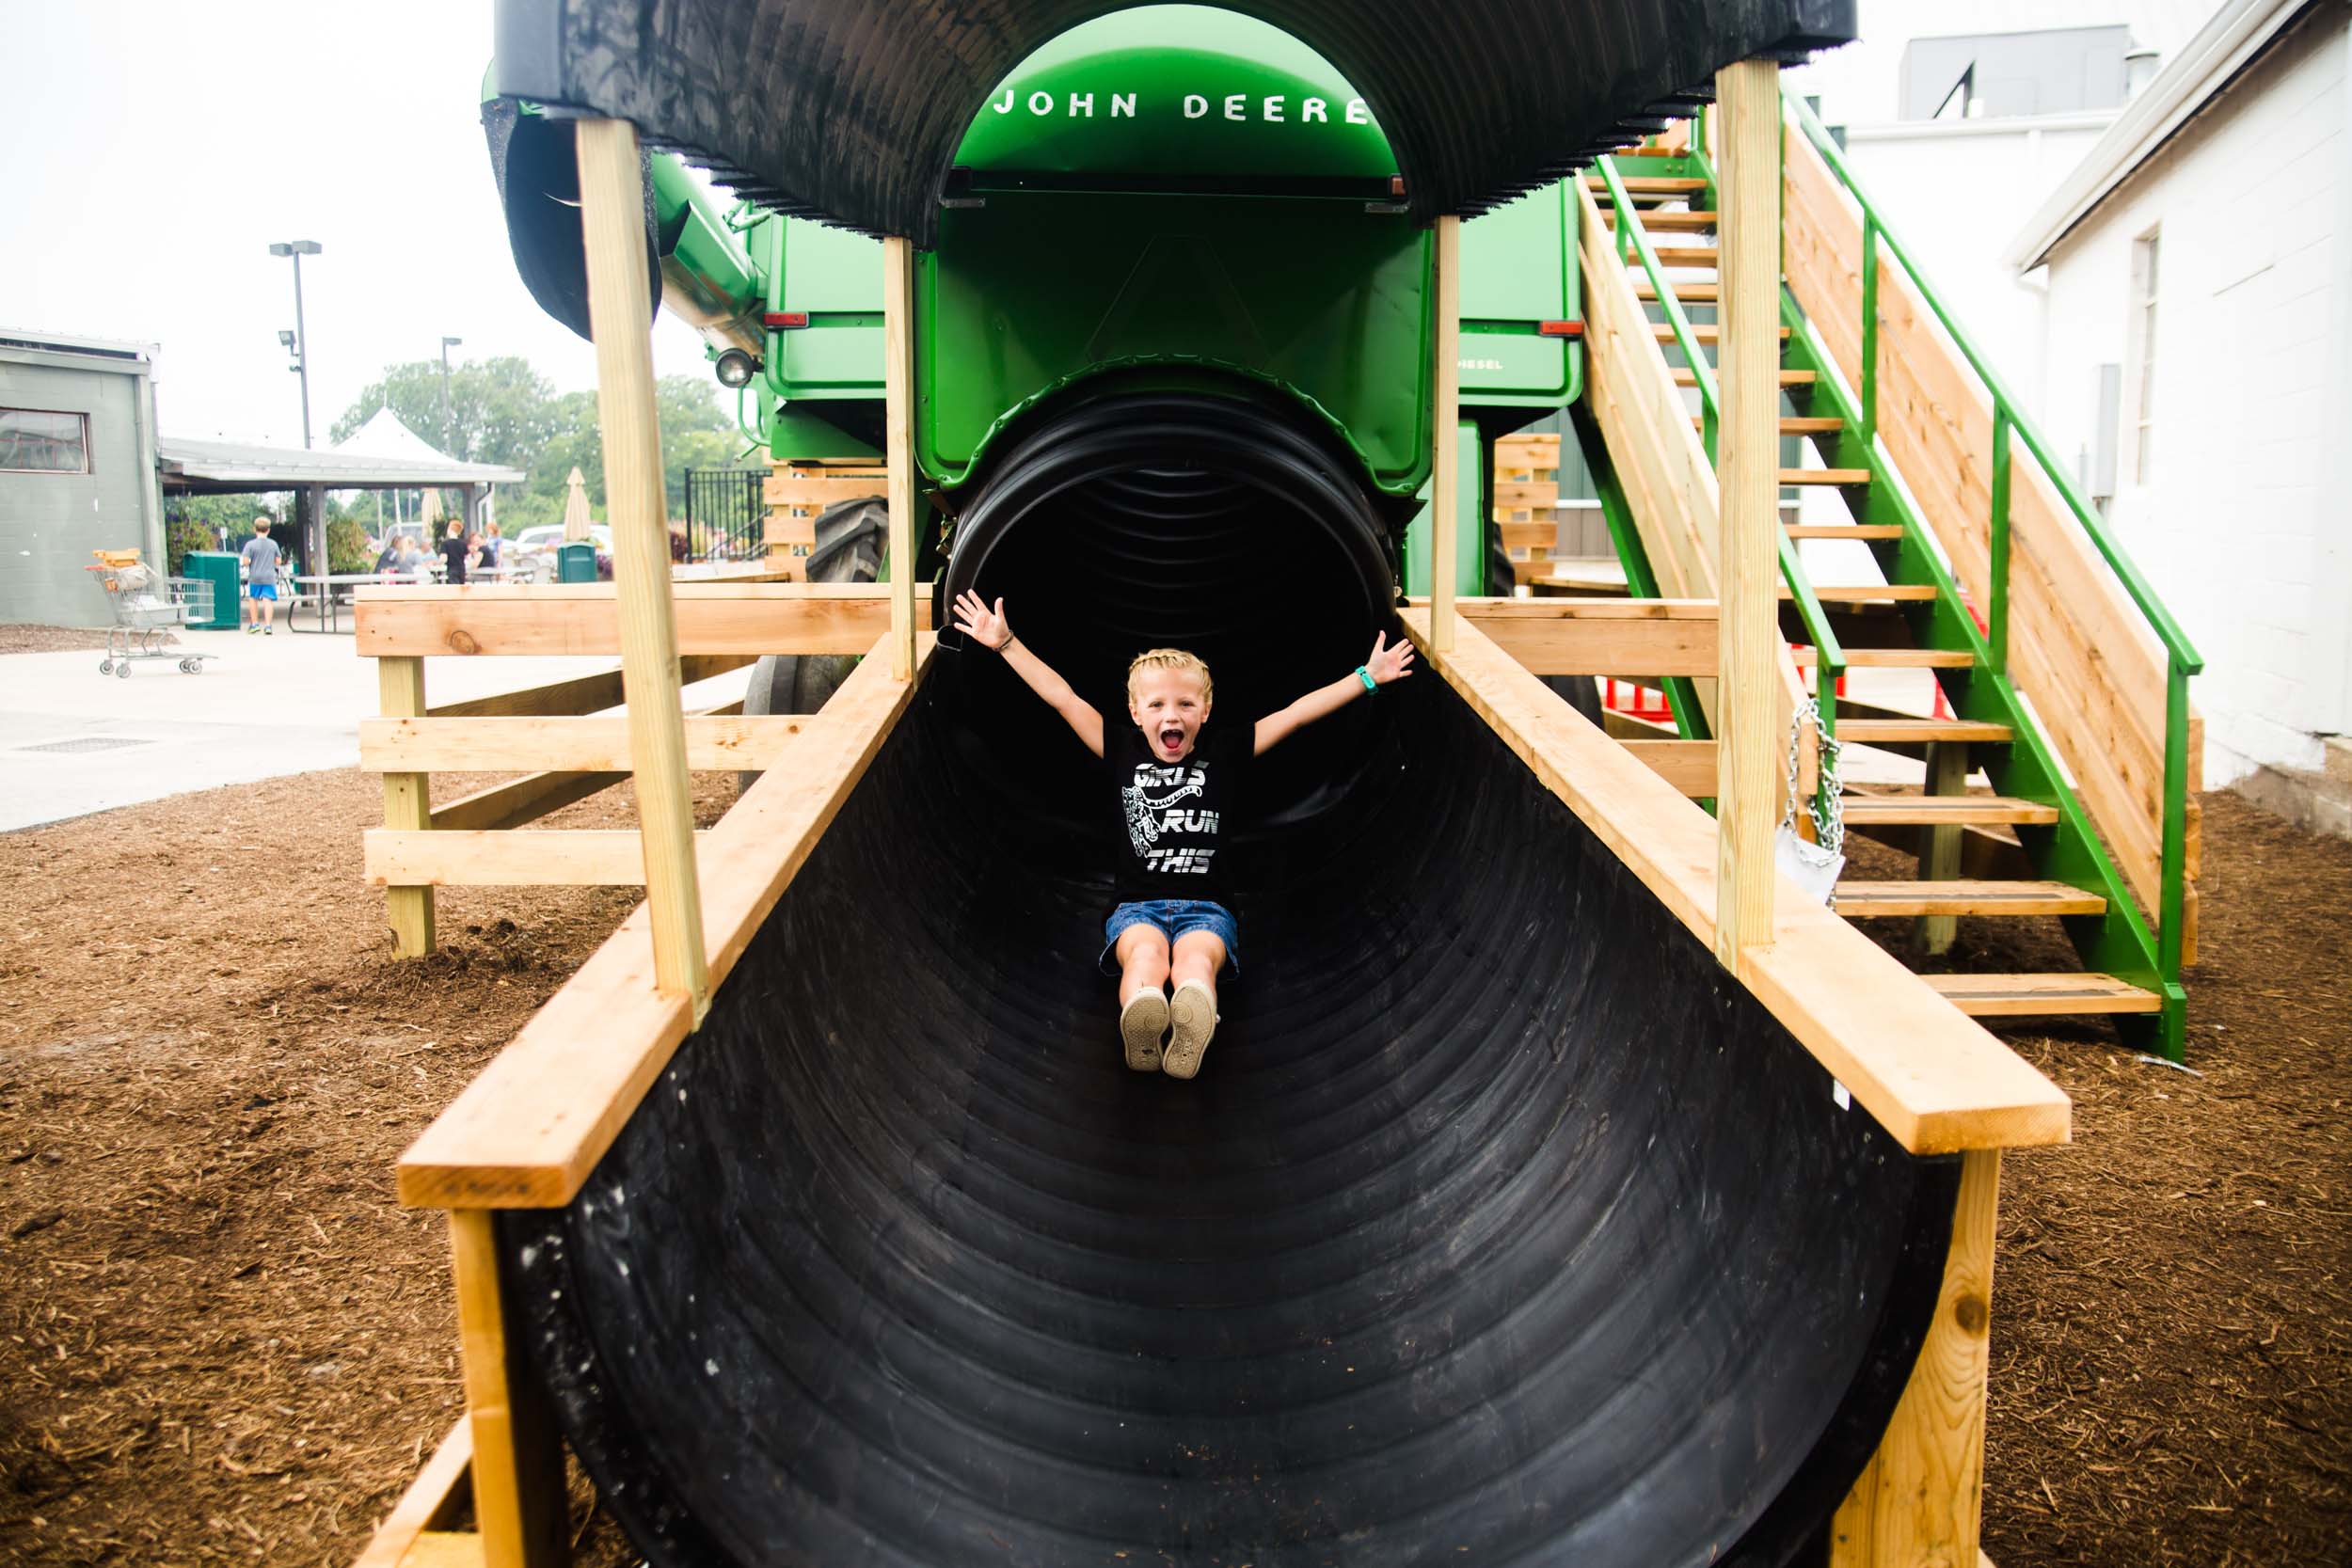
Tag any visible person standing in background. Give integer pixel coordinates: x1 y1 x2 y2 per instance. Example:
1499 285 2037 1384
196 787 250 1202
239 516 283 636
439 519 469 585
479 520 504 573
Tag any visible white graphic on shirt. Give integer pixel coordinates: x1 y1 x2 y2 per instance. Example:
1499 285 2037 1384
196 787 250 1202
1122 759 1217 874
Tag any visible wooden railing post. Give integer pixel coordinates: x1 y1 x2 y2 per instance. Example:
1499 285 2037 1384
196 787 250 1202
1430 214 1462 653
1713 56 1782 962
450 1210 567 1568
576 117 710 1018
1830 1148 1999 1565
882 235 918 682
380 655 436 957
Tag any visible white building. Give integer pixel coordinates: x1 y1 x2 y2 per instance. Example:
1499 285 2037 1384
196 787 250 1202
2008 0 2350 829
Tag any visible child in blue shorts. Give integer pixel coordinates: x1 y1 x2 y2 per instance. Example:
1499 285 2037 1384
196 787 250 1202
953 591 1412 1079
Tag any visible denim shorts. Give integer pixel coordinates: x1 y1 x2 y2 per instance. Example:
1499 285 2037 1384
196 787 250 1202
1100 898 1240 976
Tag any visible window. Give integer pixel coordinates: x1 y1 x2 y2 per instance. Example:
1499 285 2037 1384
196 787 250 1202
0 408 90 473
2128 231 2160 484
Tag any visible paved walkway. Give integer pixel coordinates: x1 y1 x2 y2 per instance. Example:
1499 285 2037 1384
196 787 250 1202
0 627 749 832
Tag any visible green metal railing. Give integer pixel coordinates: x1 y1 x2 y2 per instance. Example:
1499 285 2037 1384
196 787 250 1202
1594 152 1849 780
1783 88 2203 985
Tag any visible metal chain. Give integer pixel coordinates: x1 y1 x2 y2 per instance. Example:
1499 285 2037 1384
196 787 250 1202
1780 694 1847 857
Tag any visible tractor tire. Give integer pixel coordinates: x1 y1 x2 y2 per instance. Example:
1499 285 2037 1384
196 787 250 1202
739 496 889 790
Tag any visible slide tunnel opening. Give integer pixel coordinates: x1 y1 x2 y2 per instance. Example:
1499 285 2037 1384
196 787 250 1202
938 385 1401 832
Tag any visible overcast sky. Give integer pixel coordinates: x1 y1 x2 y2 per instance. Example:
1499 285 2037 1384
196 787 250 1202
1 0 711 449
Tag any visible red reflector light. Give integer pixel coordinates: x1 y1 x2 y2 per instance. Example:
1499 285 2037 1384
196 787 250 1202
763 311 810 329
1539 320 1584 338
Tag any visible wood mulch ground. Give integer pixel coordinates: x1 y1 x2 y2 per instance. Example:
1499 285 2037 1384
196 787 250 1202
1 778 2345 1565
0 626 116 656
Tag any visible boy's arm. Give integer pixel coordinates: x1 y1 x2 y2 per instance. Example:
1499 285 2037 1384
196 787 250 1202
1253 630 1414 755
953 592 1106 758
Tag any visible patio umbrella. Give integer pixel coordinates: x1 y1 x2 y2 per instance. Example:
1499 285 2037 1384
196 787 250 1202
563 467 594 541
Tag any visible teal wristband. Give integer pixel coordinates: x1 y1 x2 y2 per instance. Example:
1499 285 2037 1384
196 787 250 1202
1356 665 1378 694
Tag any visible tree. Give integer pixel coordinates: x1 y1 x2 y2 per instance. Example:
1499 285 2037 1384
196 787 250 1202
331 359 755 534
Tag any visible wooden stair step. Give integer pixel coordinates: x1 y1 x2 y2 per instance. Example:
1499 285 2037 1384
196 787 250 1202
1586 176 1709 196
1647 245 1720 266
1780 582 1938 601
1701 416 1844 435
1836 880 2106 918
1677 368 1816 387
1784 523 1902 539
1925 973 2163 1017
1794 645 1976 669
1839 795 2059 827
1639 280 1719 301
1779 468 1871 486
1623 210 1719 231
1836 718 2014 743
1652 323 1788 343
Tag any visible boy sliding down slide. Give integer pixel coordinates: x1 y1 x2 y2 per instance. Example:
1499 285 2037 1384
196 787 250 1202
953 591 1413 1079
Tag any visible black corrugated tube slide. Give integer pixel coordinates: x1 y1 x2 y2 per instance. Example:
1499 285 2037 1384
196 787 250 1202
500 386 1959 1567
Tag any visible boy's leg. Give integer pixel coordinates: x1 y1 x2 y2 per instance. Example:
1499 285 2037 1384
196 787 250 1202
260 590 276 630
1163 931 1227 1081
1114 925 1172 1072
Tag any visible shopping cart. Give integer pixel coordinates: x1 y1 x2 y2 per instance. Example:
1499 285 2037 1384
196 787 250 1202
86 551 215 677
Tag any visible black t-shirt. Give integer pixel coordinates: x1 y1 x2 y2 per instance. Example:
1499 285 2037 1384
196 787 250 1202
1107 721 1251 907
439 536 469 584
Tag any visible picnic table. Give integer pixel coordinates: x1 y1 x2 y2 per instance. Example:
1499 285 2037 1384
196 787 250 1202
290 563 532 633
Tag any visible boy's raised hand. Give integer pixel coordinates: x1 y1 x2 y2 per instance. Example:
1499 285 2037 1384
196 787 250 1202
953 590 1012 651
1366 629 1415 685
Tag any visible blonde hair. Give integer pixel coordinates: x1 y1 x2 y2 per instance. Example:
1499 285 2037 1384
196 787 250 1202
1126 647 1212 701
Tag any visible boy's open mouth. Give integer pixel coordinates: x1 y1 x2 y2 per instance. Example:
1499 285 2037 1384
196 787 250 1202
1158 724 1186 753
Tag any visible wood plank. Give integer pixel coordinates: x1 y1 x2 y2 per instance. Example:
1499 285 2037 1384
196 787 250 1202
1586 175 1708 195
427 769 625 834
364 829 703 887
423 655 751 720
1837 718 2013 743
1638 279 1720 301
449 1211 565 1568
1918 739 1973 955
882 234 918 681
379 657 436 958
762 471 883 508
1836 880 2107 917
1831 1149 1999 1566
1927 973 2162 1016
1626 208 1719 230
1431 214 1461 652
403 1533 486 1568
1780 467 1871 485
1714 55 1783 965
1473 609 1718 676
363 714 824 773
1707 415 1844 434
1788 583 1940 601
1785 523 1901 539
356 582 933 657
1652 245 1720 266
1622 738 1719 795
1650 323 1788 343
1400 608 2070 1153
1492 479 1558 510
352 1419 473 1568
1797 645 1975 668
1674 367 1816 386
580 116 707 1015
1840 795 2058 826
396 636 931 1211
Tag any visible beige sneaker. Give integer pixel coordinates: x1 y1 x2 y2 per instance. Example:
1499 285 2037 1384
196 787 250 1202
1163 980 1219 1080
1119 990 1169 1072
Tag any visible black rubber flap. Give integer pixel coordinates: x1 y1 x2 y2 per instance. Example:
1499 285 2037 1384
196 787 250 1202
503 665 1954 1567
493 0 1857 242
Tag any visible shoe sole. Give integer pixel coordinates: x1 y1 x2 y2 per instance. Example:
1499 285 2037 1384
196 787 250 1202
1119 991 1168 1072
1164 982 1217 1080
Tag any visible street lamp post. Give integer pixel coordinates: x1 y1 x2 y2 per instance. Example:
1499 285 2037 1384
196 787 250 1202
438 336 463 454
267 241 323 448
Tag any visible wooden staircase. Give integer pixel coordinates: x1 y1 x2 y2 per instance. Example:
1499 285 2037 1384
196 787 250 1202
1581 136 2183 1037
